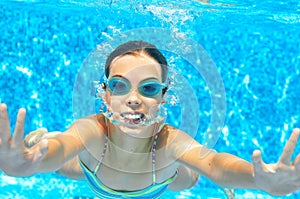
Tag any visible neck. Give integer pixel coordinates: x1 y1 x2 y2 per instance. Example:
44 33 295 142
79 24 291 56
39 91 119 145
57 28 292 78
107 121 161 153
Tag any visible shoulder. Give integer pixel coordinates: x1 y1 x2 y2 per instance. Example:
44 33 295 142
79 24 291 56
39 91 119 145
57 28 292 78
72 114 106 131
160 124 196 143
159 125 217 169
159 124 200 157
66 114 107 142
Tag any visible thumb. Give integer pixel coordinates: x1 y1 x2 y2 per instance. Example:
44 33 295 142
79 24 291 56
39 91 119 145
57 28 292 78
252 150 263 172
32 139 49 163
252 150 262 163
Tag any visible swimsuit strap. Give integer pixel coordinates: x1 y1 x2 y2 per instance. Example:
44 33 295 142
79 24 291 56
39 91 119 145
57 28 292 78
93 134 108 175
93 118 109 175
151 123 164 184
151 131 159 184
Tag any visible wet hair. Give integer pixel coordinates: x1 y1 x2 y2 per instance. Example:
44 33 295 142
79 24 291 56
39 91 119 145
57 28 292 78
105 40 168 83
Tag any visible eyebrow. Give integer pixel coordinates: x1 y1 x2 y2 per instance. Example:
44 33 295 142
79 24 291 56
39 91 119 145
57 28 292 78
110 75 160 82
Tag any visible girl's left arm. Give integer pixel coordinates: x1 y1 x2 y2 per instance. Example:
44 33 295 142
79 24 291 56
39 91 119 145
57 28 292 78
171 128 300 196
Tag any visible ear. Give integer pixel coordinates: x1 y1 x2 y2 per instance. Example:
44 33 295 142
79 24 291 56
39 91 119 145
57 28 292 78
101 82 107 90
162 86 168 95
161 89 169 104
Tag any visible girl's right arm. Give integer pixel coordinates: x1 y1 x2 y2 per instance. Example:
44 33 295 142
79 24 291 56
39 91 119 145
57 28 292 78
38 115 102 173
0 103 101 177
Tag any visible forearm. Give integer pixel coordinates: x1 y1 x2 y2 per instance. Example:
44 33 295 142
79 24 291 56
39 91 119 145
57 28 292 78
37 134 82 173
37 138 66 172
211 152 257 189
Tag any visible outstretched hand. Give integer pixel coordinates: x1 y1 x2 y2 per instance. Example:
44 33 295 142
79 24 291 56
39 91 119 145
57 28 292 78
252 128 300 196
0 103 48 177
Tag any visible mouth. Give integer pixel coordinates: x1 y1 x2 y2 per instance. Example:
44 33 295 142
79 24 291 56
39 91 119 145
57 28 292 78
120 112 146 125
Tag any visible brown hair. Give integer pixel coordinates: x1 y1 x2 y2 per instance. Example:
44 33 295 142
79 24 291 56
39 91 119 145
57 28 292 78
105 40 168 83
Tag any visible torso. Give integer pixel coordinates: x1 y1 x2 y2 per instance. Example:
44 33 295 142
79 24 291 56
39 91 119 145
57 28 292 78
78 114 179 191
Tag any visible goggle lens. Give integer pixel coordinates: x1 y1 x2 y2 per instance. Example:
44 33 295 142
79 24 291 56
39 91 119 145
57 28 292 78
138 82 162 97
108 77 131 95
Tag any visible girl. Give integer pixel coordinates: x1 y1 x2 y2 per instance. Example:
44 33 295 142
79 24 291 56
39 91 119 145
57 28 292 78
1 40 300 198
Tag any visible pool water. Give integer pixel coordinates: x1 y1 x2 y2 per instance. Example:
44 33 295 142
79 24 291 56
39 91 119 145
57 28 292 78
1 0 300 198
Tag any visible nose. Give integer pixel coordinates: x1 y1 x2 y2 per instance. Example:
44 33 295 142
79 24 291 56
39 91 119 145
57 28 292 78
126 90 142 107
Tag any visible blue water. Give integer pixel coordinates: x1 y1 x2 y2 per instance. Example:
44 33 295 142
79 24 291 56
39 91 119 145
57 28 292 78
0 0 300 198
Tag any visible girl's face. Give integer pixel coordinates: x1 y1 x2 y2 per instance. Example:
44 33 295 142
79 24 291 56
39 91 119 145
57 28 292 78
105 53 164 132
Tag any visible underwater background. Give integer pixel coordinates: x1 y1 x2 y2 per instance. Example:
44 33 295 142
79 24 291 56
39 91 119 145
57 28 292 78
0 0 300 198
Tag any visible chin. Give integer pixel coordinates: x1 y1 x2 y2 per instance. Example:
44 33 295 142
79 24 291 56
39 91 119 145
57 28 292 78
117 124 150 138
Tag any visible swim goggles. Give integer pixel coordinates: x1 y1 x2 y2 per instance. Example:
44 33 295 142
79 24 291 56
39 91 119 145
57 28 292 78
106 76 166 98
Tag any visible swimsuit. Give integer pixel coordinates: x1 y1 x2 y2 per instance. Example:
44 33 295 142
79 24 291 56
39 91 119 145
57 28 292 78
79 121 178 199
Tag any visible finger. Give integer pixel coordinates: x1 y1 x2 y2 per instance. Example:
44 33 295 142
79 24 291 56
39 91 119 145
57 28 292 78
293 154 300 171
36 128 48 134
24 128 48 148
13 108 26 145
0 103 11 143
252 150 264 173
279 128 300 164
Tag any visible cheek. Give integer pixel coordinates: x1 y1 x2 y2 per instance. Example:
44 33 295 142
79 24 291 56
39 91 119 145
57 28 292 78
104 92 119 111
111 99 123 110
106 95 123 110
144 98 162 115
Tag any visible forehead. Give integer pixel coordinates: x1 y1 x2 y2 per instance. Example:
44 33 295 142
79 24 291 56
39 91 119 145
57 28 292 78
109 54 162 81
